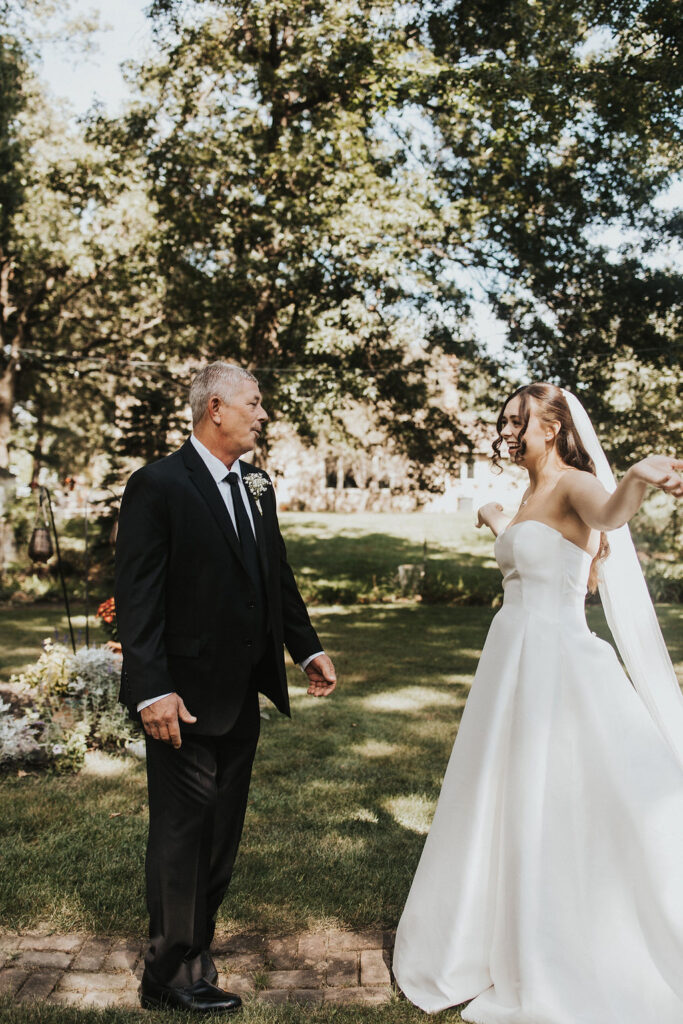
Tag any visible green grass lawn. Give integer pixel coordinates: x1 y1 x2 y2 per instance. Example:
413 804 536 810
0 602 490 936
1 596 681 938
0 605 92 682
279 512 500 604
0 996 467 1024
0 513 495 683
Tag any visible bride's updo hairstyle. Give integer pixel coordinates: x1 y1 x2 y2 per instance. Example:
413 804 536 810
492 382 609 592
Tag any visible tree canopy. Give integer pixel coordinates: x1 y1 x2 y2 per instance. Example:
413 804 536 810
1 0 680 484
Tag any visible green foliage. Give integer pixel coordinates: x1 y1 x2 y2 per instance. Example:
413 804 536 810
418 0 683 446
1 0 681 489
0 4 168 480
419 568 502 607
113 376 189 464
643 564 683 604
107 0 478 469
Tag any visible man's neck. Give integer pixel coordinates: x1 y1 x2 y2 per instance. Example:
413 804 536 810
192 429 241 469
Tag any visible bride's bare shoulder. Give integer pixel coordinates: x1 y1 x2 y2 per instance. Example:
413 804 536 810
558 466 609 506
560 466 601 486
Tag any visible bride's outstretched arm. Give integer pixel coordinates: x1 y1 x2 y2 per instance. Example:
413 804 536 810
476 502 510 536
564 455 683 531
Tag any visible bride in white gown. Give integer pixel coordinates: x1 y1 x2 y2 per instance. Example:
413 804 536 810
392 383 683 1023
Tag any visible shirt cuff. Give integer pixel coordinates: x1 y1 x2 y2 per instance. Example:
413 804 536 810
137 692 174 712
299 652 324 672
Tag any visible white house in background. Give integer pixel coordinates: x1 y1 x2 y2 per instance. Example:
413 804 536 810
424 452 528 517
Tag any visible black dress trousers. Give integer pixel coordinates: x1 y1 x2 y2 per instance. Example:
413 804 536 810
143 676 262 987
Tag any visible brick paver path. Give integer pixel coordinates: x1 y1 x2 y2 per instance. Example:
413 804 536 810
0 929 396 1009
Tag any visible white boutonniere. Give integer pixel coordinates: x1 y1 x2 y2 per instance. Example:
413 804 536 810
243 472 271 514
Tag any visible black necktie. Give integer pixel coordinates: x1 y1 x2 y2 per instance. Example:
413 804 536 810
226 472 268 655
225 472 261 583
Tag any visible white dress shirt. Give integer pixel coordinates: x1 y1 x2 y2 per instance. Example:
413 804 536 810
189 434 256 537
137 435 322 712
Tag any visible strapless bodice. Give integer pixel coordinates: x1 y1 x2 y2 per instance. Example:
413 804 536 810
494 520 592 624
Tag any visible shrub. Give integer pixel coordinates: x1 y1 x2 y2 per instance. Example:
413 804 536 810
644 563 683 604
420 569 502 607
3 640 137 772
0 699 42 767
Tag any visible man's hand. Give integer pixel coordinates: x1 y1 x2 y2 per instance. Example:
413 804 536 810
304 654 337 697
140 693 197 749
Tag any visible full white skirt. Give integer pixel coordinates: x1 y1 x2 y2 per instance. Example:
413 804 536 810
393 599 683 1023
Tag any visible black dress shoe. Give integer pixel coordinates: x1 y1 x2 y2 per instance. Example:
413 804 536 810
201 950 219 986
140 972 242 1014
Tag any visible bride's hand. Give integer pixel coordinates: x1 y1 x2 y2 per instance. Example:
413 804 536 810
476 502 504 529
630 456 683 498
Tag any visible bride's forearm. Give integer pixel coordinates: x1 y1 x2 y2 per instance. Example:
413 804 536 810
598 467 648 530
484 509 510 537
566 467 646 532
574 467 647 532
568 455 682 532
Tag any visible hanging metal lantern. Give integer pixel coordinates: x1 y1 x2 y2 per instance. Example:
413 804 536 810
28 525 53 563
28 490 54 564
25 487 76 652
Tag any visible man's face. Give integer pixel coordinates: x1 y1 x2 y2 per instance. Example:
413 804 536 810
217 380 268 456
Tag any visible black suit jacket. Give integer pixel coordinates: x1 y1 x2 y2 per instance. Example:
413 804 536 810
114 439 321 734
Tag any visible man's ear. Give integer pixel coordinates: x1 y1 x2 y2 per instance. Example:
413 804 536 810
208 396 222 425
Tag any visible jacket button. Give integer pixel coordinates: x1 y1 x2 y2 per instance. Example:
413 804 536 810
247 601 255 609
245 639 253 647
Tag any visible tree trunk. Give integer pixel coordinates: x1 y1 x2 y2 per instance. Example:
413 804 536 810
0 469 18 569
0 255 20 472
248 287 280 366
29 404 44 489
0 359 16 472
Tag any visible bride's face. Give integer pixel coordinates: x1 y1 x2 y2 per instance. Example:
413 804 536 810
500 396 550 465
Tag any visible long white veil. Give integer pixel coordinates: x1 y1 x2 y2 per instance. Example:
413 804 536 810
562 389 683 768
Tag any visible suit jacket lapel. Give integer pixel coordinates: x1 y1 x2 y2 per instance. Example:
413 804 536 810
180 439 247 570
240 462 271 580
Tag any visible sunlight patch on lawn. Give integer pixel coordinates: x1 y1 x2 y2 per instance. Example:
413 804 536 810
408 718 460 742
384 794 436 835
349 739 404 759
349 807 380 824
440 674 474 693
81 750 134 777
287 685 309 698
320 833 368 855
360 686 455 712
444 650 483 664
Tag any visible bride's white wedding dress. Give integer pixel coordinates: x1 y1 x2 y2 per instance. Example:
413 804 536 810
393 519 683 1023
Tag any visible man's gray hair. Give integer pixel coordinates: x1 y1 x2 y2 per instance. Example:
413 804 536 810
189 362 259 426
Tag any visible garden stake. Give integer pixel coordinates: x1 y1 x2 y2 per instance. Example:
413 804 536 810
42 486 76 654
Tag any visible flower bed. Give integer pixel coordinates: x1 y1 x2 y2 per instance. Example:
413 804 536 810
2 640 137 772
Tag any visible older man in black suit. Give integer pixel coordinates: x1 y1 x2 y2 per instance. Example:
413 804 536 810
115 362 336 1014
